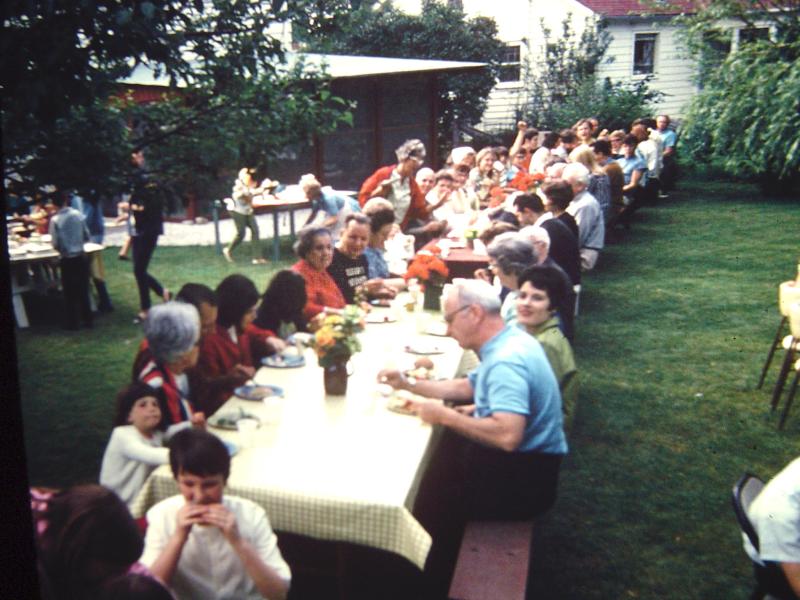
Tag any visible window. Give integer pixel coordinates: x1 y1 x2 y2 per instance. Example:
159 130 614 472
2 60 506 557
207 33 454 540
498 44 521 83
739 27 769 45
633 33 657 75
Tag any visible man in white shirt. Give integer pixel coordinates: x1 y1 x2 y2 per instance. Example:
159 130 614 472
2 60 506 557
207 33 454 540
141 429 291 599
743 456 800 599
562 163 604 271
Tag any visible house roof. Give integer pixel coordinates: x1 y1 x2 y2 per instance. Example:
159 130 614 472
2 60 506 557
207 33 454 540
122 53 485 87
575 0 697 17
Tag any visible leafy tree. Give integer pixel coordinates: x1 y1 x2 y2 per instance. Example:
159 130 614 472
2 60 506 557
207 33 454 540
679 1 800 187
523 15 661 132
543 76 663 134
301 0 506 155
2 1 352 207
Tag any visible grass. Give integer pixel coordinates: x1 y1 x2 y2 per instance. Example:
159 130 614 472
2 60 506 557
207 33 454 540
13 178 800 598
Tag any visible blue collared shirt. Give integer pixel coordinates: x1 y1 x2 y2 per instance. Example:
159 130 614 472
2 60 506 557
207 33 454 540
467 326 568 454
49 207 89 258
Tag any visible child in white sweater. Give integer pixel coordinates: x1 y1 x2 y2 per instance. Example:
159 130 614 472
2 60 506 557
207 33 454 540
100 382 190 508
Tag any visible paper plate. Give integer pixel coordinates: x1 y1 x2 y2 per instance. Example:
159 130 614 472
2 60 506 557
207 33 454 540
262 354 305 368
233 384 284 401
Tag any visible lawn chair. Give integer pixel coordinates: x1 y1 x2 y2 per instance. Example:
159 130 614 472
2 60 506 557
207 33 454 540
732 473 796 600
758 282 800 389
770 302 800 428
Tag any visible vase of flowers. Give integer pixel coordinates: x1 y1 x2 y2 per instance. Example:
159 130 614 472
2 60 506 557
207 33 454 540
405 248 449 311
311 306 365 395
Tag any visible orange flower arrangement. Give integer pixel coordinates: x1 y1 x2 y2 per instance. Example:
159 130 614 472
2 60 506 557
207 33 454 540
404 249 449 286
509 171 545 193
310 305 365 367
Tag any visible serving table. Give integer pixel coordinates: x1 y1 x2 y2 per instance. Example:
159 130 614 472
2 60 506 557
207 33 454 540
8 241 104 328
251 197 312 261
131 305 462 570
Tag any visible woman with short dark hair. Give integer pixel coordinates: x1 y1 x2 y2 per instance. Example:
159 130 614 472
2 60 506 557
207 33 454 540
516 266 578 429
291 226 346 320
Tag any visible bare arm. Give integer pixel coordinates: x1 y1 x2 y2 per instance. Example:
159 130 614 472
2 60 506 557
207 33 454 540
203 504 289 600
149 504 205 584
378 369 473 402
509 121 527 158
411 400 526 452
782 562 800 597
623 169 643 192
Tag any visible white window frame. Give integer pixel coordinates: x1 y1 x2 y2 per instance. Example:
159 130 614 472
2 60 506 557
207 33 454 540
496 42 524 89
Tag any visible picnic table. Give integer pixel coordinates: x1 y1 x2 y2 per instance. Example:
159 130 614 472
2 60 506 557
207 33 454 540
131 301 463 570
8 240 104 328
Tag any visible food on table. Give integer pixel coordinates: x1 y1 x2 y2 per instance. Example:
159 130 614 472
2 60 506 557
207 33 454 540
209 407 260 430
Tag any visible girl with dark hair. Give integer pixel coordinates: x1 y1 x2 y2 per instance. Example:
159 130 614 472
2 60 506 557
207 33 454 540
249 269 309 363
197 274 259 412
254 270 308 338
100 383 193 509
32 484 145 600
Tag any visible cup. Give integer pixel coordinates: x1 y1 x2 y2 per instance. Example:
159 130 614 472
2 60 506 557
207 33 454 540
236 418 259 448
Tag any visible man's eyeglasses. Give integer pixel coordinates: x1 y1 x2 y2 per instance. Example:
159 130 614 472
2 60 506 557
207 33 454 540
443 304 471 324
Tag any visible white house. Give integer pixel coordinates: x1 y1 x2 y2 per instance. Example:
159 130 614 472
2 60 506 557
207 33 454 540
393 0 702 129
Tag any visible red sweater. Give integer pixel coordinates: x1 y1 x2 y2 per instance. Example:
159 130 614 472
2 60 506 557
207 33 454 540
291 259 345 320
196 324 254 413
357 165 431 230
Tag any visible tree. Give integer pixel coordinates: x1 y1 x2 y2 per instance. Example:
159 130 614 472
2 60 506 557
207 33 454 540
301 0 506 155
2 1 352 206
679 1 800 188
524 16 660 132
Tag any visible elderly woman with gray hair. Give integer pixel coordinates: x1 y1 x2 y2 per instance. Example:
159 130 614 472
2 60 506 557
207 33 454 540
137 302 206 433
357 139 446 234
486 234 537 325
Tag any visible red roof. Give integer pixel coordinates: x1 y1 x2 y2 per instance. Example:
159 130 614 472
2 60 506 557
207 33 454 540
575 0 697 17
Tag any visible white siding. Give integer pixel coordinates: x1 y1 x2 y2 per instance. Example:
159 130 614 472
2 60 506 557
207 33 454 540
599 20 698 119
390 1 700 127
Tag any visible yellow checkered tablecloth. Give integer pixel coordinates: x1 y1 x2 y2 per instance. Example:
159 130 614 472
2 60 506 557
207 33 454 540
132 307 462 570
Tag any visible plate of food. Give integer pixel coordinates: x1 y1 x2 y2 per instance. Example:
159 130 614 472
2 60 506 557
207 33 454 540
364 312 397 324
262 353 305 368
386 391 417 416
423 322 449 337
233 384 284 401
208 408 261 431
404 341 445 355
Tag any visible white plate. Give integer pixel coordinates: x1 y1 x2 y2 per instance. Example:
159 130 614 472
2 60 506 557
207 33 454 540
404 341 445 355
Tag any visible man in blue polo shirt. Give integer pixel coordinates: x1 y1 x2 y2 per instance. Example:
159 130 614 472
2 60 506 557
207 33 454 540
379 278 567 519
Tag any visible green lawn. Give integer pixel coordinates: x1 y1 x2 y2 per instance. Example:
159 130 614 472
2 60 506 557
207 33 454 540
14 178 800 598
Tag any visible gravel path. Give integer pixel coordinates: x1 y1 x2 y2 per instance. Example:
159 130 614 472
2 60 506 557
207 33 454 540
102 209 313 248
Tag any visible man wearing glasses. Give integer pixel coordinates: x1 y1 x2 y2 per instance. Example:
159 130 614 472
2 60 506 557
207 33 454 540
379 279 567 592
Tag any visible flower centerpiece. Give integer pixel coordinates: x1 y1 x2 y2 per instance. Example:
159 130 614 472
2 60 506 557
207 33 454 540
404 248 449 311
508 171 545 193
311 305 365 395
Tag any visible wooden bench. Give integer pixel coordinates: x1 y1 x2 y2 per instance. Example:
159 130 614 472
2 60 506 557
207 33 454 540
448 520 535 600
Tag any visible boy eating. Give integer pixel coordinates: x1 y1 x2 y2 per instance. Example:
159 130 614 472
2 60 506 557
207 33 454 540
140 429 290 599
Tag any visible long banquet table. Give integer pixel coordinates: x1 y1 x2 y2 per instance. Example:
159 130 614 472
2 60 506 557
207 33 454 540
131 304 462 570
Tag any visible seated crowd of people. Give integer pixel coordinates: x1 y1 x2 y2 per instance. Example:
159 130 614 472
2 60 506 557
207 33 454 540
30 115 682 599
